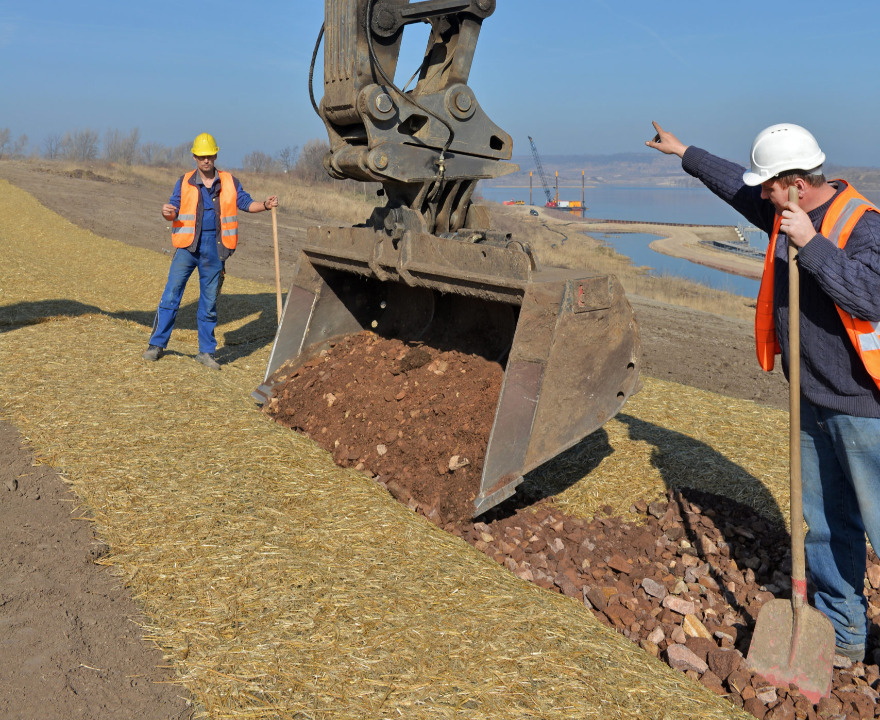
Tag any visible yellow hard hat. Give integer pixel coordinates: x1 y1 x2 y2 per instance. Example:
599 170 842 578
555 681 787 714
191 132 219 156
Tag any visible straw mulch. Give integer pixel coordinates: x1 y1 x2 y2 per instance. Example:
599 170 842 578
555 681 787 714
531 380 789 528
0 178 779 718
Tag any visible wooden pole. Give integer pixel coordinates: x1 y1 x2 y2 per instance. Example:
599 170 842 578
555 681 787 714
271 207 282 324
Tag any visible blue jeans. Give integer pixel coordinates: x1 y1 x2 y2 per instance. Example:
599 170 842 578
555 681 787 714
148 231 224 354
801 399 880 658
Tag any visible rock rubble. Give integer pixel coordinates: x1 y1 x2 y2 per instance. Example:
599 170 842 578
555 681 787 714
456 488 880 719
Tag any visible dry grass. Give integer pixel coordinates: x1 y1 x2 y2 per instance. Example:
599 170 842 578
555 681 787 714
240 174 379 227
0 177 773 719
529 377 789 528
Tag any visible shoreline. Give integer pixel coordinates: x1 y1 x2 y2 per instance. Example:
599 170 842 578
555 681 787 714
569 218 763 281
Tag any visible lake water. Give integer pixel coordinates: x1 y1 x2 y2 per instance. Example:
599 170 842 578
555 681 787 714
597 231 761 297
478 184 765 297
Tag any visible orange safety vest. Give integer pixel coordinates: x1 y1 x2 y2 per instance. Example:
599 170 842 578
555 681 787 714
171 169 239 250
755 180 880 388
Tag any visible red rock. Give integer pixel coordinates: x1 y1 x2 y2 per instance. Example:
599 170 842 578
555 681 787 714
529 537 547 553
662 595 696 616
670 625 687 645
754 590 776 605
682 614 713 640
707 647 742 681
584 587 607 611
640 639 660 657
700 671 727 696
755 685 778 704
554 572 580 599
533 574 555 590
683 636 716 662
607 554 632 574
641 577 667 600
743 697 768 718
604 604 637 629
666 643 708 674
766 700 796 720
679 553 700 568
514 567 534 582
837 690 874 718
867 563 880 590
658 608 680 625
727 669 751 695
647 500 666 518
816 695 842 718
621 596 641 613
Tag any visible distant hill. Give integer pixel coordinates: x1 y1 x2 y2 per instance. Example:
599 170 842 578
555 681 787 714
486 152 880 192
497 152 694 188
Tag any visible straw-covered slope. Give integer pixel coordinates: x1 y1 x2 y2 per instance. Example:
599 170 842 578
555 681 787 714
0 178 777 718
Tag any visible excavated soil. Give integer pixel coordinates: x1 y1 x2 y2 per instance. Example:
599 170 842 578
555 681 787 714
266 334 880 720
265 332 503 523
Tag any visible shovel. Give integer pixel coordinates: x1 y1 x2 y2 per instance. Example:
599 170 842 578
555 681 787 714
746 186 835 703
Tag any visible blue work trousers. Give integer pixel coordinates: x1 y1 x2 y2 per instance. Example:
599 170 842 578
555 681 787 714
148 230 224 354
800 399 880 659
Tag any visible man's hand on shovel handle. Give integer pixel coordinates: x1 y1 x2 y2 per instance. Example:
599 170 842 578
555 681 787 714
780 200 814 248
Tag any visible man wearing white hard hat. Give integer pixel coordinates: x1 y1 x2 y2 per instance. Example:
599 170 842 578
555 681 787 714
647 122 880 664
143 133 279 369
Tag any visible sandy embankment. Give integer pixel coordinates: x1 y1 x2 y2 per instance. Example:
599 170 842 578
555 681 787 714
576 219 764 280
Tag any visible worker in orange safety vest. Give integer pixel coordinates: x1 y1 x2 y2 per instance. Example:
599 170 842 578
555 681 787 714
647 121 880 665
143 133 278 369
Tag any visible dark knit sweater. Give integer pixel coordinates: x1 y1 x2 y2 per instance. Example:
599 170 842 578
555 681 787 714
682 146 880 418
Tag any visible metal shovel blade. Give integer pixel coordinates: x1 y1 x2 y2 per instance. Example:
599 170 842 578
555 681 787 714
747 598 835 704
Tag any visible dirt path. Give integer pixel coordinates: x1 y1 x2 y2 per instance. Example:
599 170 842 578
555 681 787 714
0 421 193 720
0 160 788 718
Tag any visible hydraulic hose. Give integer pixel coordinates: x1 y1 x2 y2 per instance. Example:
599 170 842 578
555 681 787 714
308 23 325 117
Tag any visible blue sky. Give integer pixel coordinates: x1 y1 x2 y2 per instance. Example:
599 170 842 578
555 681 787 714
3 1 880 168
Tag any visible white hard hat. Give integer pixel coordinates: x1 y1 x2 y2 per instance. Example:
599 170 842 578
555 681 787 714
742 123 826 186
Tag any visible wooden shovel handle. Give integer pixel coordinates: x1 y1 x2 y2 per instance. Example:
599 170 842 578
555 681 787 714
272 207 282 324
787 185 806 602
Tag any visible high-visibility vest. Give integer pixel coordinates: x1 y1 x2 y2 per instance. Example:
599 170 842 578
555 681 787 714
171 170 239 250
755 180 880 388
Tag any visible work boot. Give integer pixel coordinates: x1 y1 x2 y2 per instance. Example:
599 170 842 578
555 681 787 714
195 352 221 370
142 345 164 361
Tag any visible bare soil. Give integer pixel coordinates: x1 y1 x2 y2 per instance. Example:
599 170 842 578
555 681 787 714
0 420 193 720
1 160 811 718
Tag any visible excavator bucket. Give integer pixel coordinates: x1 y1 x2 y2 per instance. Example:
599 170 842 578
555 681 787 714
253 0 640 515
253 226 640 516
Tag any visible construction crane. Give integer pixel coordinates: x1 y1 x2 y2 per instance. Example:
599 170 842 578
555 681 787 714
528 135 557 207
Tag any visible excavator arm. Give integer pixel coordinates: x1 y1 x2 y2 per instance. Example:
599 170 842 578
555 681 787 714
317 0 517 235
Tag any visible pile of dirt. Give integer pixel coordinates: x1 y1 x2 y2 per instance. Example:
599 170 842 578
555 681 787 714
265 335 880 720
265 332 503 522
